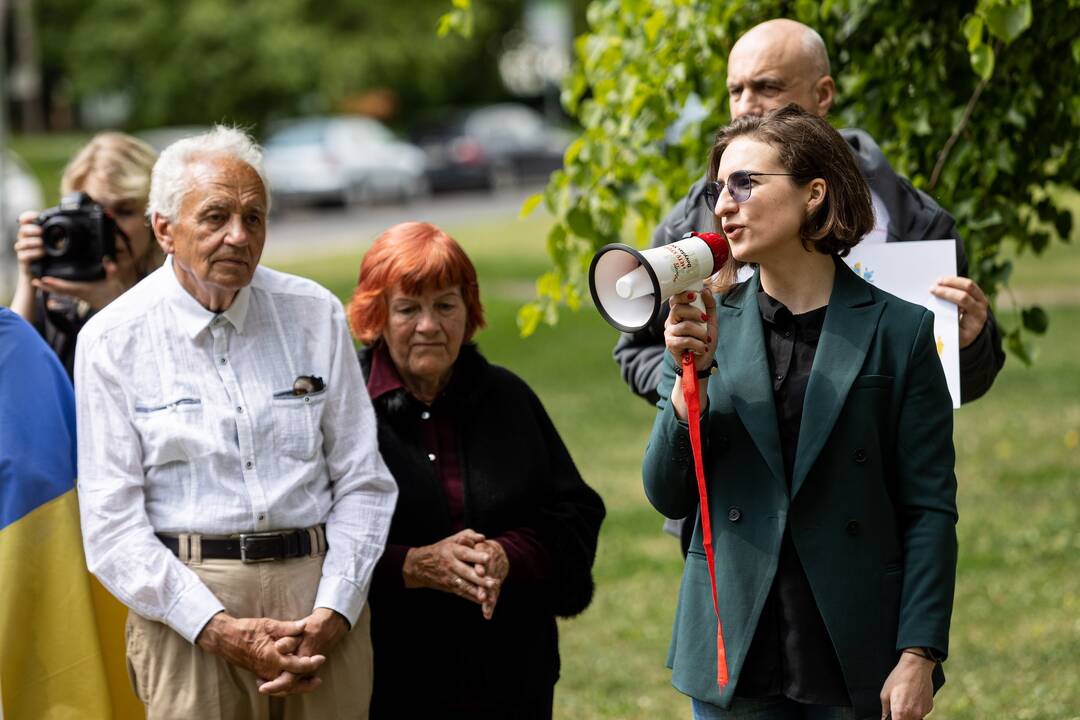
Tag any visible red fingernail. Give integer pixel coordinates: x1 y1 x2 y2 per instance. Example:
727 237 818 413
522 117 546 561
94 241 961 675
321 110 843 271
687 291 696 300
706 335 712 343
701 313 708 322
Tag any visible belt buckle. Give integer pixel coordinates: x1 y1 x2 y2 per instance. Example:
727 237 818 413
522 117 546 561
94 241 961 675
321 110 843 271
239 532 283 564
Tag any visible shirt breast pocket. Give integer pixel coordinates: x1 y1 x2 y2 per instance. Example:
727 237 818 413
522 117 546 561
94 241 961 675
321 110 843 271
271 390 327 461
133 398 212 466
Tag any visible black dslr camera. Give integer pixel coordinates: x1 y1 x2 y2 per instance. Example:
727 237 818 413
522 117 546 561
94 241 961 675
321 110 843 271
29 192 117 282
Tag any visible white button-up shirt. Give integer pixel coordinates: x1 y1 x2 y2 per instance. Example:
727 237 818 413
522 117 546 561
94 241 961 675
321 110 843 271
75 258 397 643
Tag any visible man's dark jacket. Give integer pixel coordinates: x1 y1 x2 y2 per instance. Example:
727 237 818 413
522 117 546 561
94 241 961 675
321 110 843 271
613 128 1006 406
359 343 605 716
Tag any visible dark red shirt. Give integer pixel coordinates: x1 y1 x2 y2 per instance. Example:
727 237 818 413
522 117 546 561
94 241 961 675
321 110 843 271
367 343 552 586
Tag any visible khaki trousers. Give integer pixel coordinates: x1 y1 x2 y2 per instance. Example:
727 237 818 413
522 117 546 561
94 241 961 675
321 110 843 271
126 552 372 720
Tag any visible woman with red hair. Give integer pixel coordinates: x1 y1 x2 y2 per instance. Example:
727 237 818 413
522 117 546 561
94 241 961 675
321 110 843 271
350 222 605 719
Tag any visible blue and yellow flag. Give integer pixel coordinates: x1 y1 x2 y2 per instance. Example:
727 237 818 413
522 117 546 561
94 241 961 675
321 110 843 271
0 309 141 719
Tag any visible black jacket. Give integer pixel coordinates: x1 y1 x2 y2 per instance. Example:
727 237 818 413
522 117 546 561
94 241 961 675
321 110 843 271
359 343 605 716
613 128 1006 406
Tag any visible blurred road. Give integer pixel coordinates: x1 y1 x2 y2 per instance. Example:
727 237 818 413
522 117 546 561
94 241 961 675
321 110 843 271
264 184 543 262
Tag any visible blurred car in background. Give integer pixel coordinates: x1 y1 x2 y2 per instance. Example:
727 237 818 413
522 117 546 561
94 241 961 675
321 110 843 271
263 116 428 209
1 151 45 303
412 103 572 193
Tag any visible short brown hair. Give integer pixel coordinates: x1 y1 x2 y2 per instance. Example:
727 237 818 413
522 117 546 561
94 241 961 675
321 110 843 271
348 222 486 344
707 104 873 257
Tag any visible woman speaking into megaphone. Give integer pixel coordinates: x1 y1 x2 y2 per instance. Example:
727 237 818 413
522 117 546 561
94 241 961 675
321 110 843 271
643 105 958 720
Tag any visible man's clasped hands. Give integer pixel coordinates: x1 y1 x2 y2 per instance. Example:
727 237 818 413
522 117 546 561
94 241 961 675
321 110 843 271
196 528 508 696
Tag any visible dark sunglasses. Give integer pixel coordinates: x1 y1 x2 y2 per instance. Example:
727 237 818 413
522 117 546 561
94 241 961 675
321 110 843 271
702 171 795 211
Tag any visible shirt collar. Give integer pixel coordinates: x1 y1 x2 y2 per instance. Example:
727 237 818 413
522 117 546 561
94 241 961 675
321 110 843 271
757 289 792 326
366 342 405 401
163 256 253 338
756 288 829 331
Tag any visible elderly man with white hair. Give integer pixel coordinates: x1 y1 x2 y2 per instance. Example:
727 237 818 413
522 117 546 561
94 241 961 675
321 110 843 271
74 126 397 719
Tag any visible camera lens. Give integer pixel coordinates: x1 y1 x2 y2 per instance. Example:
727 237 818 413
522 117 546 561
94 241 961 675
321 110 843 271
43 222 72 257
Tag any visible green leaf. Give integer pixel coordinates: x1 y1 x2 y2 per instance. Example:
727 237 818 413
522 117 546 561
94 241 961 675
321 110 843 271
517 303 543 338
536 271 563 302
1005 328 1035 366
1021 305 1049 335
969 210 1003 230
1054 210 1073 241
644 11 665 45
982 0 1032 44
979 258 1013 288
963 15 984 52
566 285 582 312
564 137 586 167
519 193 543 219
1030 230 1051 254
970 43 995 80
546 224 569 266
566 206 599 242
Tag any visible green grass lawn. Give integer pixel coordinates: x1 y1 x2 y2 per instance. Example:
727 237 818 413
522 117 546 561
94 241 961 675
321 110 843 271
268 212 1080 720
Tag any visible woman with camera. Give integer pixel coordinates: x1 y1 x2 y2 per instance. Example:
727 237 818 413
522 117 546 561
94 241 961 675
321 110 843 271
11 132 162 378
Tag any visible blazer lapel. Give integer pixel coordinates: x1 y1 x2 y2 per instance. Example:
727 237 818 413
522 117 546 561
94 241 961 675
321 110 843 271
713 270 786 492
791 258 884 499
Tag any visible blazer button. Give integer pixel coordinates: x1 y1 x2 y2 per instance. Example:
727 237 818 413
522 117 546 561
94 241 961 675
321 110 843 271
853 449 868 463
728 506 742 522
846 519 861 536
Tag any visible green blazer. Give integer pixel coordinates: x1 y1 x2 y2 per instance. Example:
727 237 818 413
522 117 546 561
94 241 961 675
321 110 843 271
643 259 958 718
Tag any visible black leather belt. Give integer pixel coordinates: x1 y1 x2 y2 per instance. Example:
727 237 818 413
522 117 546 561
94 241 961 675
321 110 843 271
157 528 322 563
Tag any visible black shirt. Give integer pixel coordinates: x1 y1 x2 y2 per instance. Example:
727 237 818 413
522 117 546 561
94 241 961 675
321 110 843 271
736 290 850 706
32 292 90 382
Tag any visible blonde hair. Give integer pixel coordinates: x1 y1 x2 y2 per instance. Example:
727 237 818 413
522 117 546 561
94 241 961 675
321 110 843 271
61 132 163 274
61 132 157 206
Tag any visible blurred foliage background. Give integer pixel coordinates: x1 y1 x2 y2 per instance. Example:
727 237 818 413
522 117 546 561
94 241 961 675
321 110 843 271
16 0 588 131
523 0 1079 368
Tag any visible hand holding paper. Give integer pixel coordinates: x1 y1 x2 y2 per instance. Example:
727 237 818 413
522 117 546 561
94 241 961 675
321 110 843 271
930 275 989 348
844 240 961 408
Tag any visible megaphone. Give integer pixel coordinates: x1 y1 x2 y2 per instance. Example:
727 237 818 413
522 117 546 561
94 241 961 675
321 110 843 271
589 232 730 332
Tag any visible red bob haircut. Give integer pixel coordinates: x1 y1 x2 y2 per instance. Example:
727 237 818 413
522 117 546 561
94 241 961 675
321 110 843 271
348 222 486 345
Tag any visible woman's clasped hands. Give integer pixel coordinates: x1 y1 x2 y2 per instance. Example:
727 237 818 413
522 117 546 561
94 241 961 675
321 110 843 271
402 529 509 620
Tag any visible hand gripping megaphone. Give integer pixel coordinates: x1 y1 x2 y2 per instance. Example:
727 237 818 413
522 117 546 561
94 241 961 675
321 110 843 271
588 229 733 690
588 231 730 333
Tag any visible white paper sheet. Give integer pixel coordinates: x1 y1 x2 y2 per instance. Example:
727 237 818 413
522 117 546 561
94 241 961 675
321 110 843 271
844 240 961 408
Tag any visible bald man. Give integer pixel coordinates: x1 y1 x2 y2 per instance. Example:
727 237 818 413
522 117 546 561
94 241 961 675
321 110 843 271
614 19 1004 407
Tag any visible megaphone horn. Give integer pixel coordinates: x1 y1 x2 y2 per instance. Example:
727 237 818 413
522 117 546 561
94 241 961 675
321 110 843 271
588 232 730 333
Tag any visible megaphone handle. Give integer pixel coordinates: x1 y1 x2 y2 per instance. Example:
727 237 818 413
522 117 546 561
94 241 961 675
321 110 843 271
687 280 707 318
681 325 729 689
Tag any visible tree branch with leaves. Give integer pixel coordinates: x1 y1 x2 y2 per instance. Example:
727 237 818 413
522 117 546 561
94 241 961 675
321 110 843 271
516 0 1078 364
